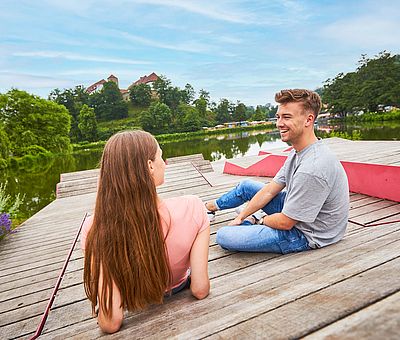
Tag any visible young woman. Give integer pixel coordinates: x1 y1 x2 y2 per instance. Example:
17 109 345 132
81 130 210 333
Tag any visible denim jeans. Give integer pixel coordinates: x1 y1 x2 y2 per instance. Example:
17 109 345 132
215 179 311 254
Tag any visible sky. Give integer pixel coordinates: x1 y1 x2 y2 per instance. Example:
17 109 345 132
1 0 399 106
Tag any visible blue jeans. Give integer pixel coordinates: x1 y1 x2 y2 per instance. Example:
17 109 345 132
215 179 311 254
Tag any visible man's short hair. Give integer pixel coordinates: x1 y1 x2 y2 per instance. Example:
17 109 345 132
275 89 321 118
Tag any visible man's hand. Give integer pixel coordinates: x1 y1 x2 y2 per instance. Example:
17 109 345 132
228 215 244 226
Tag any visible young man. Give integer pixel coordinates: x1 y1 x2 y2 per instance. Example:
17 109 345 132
206 89 349 254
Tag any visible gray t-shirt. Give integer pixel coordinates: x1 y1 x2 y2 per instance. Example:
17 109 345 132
273 140 349 248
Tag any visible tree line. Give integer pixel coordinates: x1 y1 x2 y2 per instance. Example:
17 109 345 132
49 75 277 140
0 77 276 167
321 51 400 116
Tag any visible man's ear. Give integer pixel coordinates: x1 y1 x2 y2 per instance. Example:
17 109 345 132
305 113 314 127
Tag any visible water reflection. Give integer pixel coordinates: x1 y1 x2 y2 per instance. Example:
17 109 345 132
160 130 286 161
315 120 400 141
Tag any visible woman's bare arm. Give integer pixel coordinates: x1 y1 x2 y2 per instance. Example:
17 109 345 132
97 268 124 333
189 226 210 299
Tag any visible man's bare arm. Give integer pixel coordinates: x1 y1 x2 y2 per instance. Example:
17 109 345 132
260 212 297 230
230 180 285 225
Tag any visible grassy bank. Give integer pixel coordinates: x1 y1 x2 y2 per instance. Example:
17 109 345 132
344 109 400 122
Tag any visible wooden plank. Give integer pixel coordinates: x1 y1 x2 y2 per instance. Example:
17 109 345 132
0 257 81 288
352 204 400 225
59 161 202 182
304 291 400 340
210 257 400 340
166 153 204 164
349 200 398 219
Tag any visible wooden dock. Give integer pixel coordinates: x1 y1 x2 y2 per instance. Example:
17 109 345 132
1 138 400 339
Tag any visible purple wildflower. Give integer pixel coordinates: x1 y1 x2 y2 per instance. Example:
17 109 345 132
0 213 12 236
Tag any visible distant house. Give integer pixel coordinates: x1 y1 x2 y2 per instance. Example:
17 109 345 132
86 74 129 101
85 79 106 94
85 72 159 101
129 72 159 88
120 89 130 102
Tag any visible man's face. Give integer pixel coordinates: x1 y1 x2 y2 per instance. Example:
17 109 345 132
276 102 312 144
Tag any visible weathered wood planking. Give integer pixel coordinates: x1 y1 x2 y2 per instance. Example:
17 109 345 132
39 222 400 339
303 290 400 340
1 138 400 339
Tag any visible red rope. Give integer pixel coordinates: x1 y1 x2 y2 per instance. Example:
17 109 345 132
30 213 88 340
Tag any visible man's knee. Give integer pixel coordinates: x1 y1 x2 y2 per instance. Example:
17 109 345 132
216 227 233 250
236 179 262 193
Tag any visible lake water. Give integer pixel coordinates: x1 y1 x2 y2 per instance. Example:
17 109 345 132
2 120 399 220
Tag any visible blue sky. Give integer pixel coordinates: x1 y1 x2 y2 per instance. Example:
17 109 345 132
1 0 399 106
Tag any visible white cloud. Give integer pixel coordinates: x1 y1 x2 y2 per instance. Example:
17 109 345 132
12 51 152 65
134 0 252 24
118 31 212 54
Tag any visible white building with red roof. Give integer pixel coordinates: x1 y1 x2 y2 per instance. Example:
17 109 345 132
129 72 159 89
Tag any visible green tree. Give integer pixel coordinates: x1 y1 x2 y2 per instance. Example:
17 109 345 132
233 102 247 121
0 89 71 156
194 97 207 122
152 75 171 104
0 123 10 164
199 89 210 102
153 75 186 111
253 105 266 120
129 83 152 107
49 85 88 142
140 101 172 134
246 106 255 120
322 51 400 115
164 86 183 112
181 83 195 104
180 104 201 132
215 99 232 124
322 72 358 116
78 105 98 142
89 81 128 121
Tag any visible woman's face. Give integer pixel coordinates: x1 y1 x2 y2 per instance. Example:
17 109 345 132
150 145 166 187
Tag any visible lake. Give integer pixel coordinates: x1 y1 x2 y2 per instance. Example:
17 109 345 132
2 120 400 221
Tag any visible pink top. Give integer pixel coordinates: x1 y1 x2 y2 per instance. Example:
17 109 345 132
81 195 209 289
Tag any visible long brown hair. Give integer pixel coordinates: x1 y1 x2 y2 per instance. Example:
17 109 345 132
83 130 171 318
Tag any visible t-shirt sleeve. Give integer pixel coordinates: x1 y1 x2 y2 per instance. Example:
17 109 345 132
80 215 94 251
191 196 210 233
282 172 330 223
273 160 286 186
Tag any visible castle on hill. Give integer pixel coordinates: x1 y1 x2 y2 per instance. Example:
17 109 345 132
85 72 159 101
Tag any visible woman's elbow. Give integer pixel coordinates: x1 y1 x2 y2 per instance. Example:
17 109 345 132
98 314 123 334
191 282 210 300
